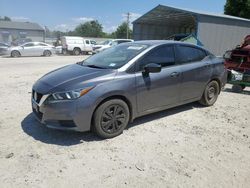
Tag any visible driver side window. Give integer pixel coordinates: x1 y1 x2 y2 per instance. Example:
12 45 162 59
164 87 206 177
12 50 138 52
137 45 175 71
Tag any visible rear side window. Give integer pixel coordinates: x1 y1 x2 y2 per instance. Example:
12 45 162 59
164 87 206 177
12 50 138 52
85 40 90 44
176 45 207 64
23 43 34 47
39 43 48 46
138 45 175 71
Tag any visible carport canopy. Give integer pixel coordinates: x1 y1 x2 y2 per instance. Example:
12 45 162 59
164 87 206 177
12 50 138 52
133 5 197 34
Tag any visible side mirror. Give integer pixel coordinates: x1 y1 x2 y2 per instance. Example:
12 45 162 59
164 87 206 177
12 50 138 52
143 63 162 74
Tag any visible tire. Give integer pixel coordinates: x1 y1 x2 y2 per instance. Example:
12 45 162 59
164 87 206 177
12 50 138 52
232 84 243 93
93 99 130 139
199 80 220 106
11 50 21 57
73 48 81 55
43 50 52 57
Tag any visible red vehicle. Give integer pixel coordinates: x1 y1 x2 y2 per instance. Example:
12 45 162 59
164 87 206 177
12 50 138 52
224 35 250 71
224 35 250 92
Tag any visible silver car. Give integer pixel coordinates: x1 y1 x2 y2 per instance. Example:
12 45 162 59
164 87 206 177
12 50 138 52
32 41 227 138
6 42 55 57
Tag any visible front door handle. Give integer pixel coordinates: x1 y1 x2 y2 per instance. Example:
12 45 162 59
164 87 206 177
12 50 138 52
170 72 180 77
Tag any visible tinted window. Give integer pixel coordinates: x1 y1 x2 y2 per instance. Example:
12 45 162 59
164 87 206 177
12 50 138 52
23 43 34 47
85 40 90 44
138 45 175 71
176 45 207 63
39 43 48 46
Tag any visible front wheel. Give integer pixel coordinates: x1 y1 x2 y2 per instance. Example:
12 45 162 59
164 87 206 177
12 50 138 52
43 50 52 57
199 80 220 106
93 99 130 139
11 50 21 57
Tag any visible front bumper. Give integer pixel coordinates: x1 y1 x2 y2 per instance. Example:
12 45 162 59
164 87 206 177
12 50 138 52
31 92 95 132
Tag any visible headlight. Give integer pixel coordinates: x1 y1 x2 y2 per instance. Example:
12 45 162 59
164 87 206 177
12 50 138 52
48 87 94 101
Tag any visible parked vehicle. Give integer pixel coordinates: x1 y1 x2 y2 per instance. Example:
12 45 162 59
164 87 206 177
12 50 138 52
224 35 250 92
224 35 250 71
93 39 134 53
32 41 227 138
5 42 55 57
90 40 97 46
0 42 10 55
61 36 93 55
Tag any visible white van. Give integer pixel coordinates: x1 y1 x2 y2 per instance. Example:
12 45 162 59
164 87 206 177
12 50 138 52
61 36 93 55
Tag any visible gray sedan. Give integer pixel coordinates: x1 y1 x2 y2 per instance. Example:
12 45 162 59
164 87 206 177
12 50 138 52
32 41 227 138
6 42 55 57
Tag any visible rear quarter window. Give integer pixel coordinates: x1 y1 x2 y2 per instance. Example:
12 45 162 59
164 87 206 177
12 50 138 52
176 45 207 64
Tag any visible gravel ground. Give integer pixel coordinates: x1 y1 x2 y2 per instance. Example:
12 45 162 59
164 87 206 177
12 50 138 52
0 55 249 188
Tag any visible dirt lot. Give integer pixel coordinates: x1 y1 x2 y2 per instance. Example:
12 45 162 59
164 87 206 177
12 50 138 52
0 55 249 188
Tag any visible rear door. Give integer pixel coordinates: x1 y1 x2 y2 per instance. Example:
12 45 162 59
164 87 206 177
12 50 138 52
135 45 181 113
175 44 212 102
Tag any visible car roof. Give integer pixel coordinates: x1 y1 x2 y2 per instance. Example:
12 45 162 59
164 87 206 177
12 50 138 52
131 40 207 50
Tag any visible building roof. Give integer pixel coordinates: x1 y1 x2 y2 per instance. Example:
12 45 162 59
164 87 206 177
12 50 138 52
133 5 250 24
0 21 44 31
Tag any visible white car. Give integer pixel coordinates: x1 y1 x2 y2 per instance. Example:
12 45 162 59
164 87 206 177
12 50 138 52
6 42 55 57
93 39 134 53
61 36 93 55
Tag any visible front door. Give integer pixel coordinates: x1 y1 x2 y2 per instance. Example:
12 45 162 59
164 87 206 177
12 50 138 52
21 42 36 56
135 45 181 113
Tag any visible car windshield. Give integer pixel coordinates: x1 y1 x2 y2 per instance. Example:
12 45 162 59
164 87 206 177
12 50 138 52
80 43 149 69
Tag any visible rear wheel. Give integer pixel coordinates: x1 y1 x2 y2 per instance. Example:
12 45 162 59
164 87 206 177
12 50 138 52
43 50 52 57
232 84 244 93
199 80 220 106
93 99 130 139
11 50 21 57
73 48 81 55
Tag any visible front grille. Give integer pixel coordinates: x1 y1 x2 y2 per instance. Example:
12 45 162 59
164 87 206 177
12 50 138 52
32 90 43 104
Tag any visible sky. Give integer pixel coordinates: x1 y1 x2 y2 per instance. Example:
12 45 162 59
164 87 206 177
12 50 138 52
0 0 227 33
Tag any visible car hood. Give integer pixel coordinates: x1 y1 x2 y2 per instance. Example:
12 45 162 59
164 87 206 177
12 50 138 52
33 64 117 94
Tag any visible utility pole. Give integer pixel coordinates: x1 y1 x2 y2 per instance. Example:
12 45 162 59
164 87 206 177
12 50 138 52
126 12 131 39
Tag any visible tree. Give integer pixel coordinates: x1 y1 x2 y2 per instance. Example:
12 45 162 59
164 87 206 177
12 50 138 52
224 0 250 19
0 16 11 21
114 22 132 39
74 20 104 37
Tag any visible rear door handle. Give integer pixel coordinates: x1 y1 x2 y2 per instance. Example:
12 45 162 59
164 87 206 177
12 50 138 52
170 72 180 77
